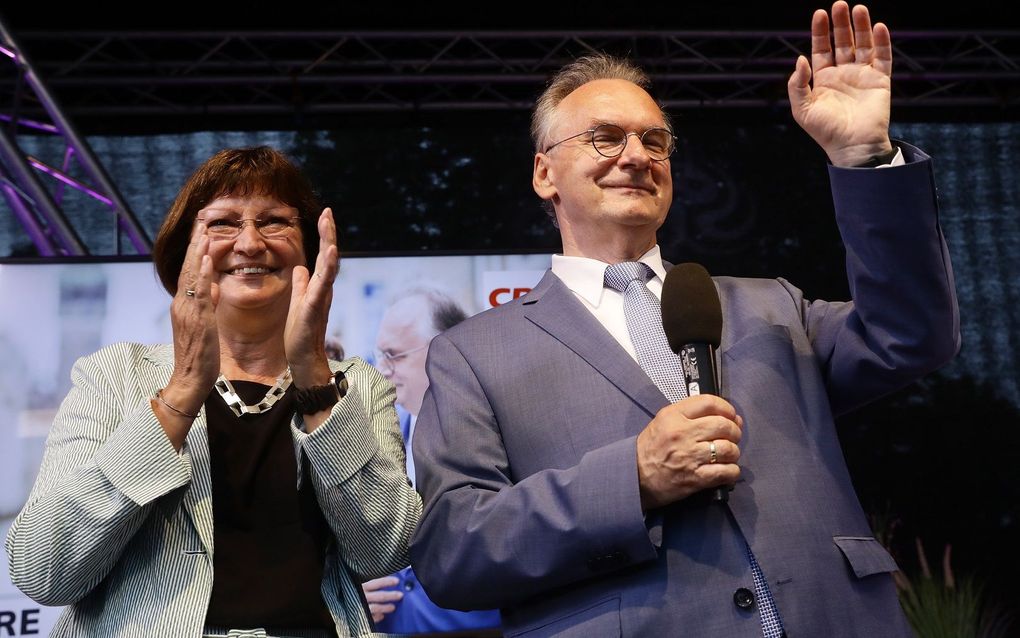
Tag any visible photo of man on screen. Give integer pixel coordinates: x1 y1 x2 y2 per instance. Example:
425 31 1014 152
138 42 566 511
362 286 501 636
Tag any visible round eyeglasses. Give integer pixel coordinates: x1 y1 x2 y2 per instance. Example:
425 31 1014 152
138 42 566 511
197 215 301 240
374 344 428 371
544 123 676 161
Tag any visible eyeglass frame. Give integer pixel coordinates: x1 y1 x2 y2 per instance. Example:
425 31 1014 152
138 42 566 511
195 214 302 240
374 344 429 370
543 123 677 161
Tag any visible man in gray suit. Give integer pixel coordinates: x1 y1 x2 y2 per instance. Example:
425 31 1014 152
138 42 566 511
410 2 960 637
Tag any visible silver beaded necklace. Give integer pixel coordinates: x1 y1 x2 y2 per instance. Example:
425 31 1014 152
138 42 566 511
213 367 292 417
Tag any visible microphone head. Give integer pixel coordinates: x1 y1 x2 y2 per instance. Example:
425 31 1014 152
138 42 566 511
661 262 723 352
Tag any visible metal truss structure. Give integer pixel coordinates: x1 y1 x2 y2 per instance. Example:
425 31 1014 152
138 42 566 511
7 29 1020 126
1 20 151 256
2 24 1019 255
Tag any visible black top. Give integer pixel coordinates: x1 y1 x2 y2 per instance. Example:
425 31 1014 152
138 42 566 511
204 380 334 630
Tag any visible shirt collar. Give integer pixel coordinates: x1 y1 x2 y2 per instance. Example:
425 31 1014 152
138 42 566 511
551 245 666 307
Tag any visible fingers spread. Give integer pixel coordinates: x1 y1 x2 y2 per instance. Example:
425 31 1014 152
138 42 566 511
810 9 834 72
872 22 893 76
852 4 875 63
830 1 855 65
787 55 812 112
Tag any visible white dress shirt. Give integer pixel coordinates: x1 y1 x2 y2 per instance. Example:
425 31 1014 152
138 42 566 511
551 245 667 362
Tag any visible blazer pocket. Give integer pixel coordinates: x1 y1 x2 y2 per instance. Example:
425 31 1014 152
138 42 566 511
720 324 798 392
722 323 793 357
833 535 900 578
506 597 621 638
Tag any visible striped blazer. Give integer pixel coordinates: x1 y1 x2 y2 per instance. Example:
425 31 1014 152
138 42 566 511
5 342 421 637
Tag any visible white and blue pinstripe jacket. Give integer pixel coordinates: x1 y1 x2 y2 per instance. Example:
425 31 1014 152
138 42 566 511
5 342 422 637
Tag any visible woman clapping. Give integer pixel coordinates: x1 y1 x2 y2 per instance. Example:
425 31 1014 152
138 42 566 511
6 147 420 638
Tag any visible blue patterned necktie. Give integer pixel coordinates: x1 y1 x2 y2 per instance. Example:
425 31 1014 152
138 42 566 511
603 261 687 402
604 261 786 638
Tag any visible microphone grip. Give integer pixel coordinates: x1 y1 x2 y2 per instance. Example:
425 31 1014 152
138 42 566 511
678 343 718 397
678 343 731 503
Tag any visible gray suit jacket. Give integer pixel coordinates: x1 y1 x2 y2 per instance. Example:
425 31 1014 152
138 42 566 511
5 343 421 637
410 144 960 637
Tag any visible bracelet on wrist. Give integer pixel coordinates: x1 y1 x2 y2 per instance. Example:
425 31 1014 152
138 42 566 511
153 389 199 419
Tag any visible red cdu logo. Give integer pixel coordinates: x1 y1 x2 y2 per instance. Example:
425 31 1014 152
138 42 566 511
481 270 546 309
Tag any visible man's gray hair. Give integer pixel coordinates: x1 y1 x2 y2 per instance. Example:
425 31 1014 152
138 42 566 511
530 53 653 153
399 286 469 338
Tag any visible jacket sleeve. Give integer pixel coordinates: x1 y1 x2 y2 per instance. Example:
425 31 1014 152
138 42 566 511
294 357 422 581
806 141 961 415
4 343 191 606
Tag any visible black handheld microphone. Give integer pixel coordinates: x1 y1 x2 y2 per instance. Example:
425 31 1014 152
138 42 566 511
660 262 730 502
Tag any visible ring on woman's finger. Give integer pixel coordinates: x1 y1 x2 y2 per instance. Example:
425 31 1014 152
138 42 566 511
708 440 718 464
185 289 196 297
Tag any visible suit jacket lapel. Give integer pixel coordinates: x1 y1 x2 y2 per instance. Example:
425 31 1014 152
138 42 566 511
140 346 215 558
523 270 669 417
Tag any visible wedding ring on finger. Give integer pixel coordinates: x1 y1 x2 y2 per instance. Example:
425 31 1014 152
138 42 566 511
708 440 718 464
185 289 196 297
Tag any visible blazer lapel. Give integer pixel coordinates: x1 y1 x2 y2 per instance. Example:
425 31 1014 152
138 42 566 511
523 271 669 417
140 346 215 558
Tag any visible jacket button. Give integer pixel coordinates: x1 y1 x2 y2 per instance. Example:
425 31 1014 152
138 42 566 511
733 587 755 610
586 549 629 572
